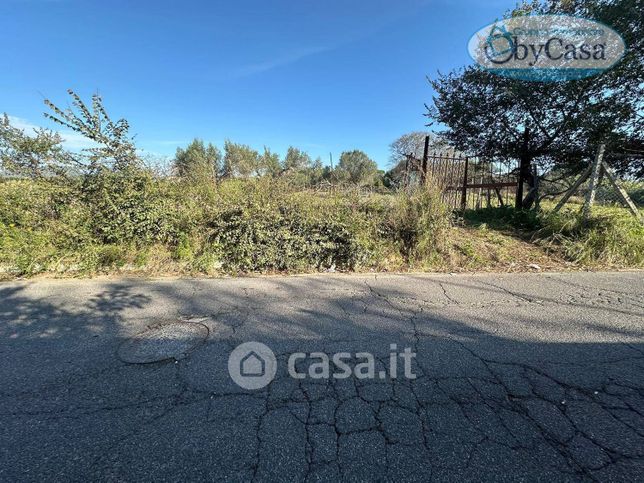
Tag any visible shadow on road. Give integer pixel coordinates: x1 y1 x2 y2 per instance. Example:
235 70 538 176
0 273 642 480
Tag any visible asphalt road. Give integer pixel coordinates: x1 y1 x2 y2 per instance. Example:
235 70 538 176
1 271 643 481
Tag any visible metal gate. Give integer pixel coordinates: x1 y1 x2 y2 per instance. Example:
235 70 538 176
425 153 519 210
404 147 520 210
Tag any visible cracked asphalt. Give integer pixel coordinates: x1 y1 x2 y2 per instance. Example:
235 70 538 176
1 271 643 481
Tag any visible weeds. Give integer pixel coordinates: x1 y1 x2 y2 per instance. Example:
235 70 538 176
0 177 450 276
1 175 641 278
536 206 644 267
460 202 643 268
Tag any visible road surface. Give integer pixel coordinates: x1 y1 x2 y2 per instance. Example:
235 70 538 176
1 271 643 481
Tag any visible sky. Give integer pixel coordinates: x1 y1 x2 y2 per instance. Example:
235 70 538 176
1 0 515 169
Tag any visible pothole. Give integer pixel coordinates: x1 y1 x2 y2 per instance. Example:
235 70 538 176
118 322 209 364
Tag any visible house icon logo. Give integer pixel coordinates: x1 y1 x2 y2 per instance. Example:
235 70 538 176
228 341 277 390
240 351 265 377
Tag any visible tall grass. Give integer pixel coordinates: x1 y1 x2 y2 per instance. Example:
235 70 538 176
537 206 644 267
2 175 640 277
462 202 643 268
0 177 450 276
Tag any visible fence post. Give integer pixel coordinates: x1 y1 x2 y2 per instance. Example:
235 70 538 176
460 156 469 210
515 127 530 209
600 159 642 221
533 164 540 212
582 143 605 220
421 135 429 183
552 165 592 213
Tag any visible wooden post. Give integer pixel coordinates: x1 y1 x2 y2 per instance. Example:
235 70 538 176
460 156 469 210
421 135 429 183
494 187 505 207
476 166 483 209
515 127 530 209
552 165 593 214
582 144 605 220
600 160 642 221
533 164 540 212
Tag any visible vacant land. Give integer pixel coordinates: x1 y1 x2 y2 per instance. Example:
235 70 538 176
1 177 642 279
1 271 643 480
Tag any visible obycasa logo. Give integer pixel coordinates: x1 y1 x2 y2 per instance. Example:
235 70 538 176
469 14 625 81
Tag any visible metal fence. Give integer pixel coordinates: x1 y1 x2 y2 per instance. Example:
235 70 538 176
416 152 519 210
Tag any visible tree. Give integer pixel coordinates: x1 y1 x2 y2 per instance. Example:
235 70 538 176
221 140 259 178
44 89 139 172
307 157 328 185
387 132 451 189
282 146 312 174
43 91 167 243
258 147 282 177
426 0 644 207
389 132 447 166
173 138 221 182
336 150 378 185
0 114 77 178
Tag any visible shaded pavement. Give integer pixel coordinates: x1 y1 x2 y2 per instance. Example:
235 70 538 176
0 271 643 481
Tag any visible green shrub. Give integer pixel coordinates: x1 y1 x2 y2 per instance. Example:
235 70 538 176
94 245 129 268
0 179 70 228
80 167 174 244
463 205 541 231
1 174 641 277
0 222 57 275
174 232 194 261
207 180 372 272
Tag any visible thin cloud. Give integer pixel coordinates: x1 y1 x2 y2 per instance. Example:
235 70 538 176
7 115 96 150
226 1 436 80
228 45 334 79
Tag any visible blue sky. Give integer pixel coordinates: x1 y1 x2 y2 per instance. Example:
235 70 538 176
1 0 514 168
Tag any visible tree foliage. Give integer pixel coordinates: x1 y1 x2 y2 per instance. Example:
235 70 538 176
174 138 221 182
44 89 139 172
426 0 643 183
389 132 447 166
221 140 260 178
3 89 385 191
336 150 378 185
258 147 282 177
282 146 312 174
386 132 451 189
0 114 77 178
42 91 171 243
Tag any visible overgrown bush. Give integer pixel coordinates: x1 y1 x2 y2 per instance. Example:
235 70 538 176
2 172 640 277
536 207 644 267
459 201 643 268
80 167 175 244
206 179 374 272
385 185 450 262
0 175 456 276
463 205 541 231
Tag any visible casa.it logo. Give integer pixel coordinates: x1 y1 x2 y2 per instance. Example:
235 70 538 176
468 14 626 81
228 341 417 390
